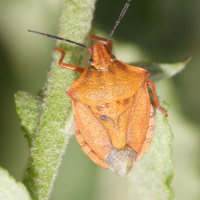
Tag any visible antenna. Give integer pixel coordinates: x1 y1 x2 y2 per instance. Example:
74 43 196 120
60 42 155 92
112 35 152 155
106 0 131 46
28 30 92 54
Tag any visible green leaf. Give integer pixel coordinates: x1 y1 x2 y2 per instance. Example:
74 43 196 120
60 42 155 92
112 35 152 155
131 57 191 81
15 91 42 148
0 167 31 200
15 1 97 200
128 97 174 200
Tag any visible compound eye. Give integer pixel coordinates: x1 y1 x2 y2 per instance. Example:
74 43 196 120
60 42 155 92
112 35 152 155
111 55 116 60
88 59 94 66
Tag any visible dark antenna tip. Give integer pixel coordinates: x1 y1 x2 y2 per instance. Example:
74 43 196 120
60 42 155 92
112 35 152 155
28 30 42 35
106 0 131 46
28 30 92 54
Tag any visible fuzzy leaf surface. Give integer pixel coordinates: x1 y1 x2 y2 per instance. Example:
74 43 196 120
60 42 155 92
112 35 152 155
19 0 97 199
15 91 42 148
0 167 31 200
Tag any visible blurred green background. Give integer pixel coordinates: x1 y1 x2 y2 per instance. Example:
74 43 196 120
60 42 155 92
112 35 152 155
0 0 200 199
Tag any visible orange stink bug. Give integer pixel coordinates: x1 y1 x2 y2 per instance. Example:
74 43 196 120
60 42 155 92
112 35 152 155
28 0 168 176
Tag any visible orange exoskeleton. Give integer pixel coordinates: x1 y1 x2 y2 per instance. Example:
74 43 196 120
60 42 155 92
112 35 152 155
28 0 168 176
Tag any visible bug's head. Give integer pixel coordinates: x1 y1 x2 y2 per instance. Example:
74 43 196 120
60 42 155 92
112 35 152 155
88 42 116 70
87 0 131 70
28 0 131 71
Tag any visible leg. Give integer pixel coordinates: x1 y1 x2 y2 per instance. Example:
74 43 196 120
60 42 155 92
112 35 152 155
147 80 168 117
54 47 85 73
89 33 113 53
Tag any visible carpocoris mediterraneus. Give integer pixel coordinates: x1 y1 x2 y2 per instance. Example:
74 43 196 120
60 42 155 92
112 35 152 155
28 0 168 176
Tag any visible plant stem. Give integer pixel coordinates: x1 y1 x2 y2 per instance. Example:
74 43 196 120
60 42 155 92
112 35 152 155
23 0 96 199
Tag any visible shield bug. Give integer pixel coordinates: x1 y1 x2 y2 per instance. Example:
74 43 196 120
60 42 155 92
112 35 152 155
28 0 168 176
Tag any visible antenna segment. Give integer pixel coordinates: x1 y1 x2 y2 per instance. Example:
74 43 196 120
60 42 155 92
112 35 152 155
28 30 92 53
106 0 131 46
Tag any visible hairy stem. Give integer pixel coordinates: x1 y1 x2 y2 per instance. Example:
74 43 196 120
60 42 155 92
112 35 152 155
23 0 96 199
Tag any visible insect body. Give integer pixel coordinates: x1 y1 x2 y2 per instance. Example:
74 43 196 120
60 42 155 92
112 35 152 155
28 0 168 176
